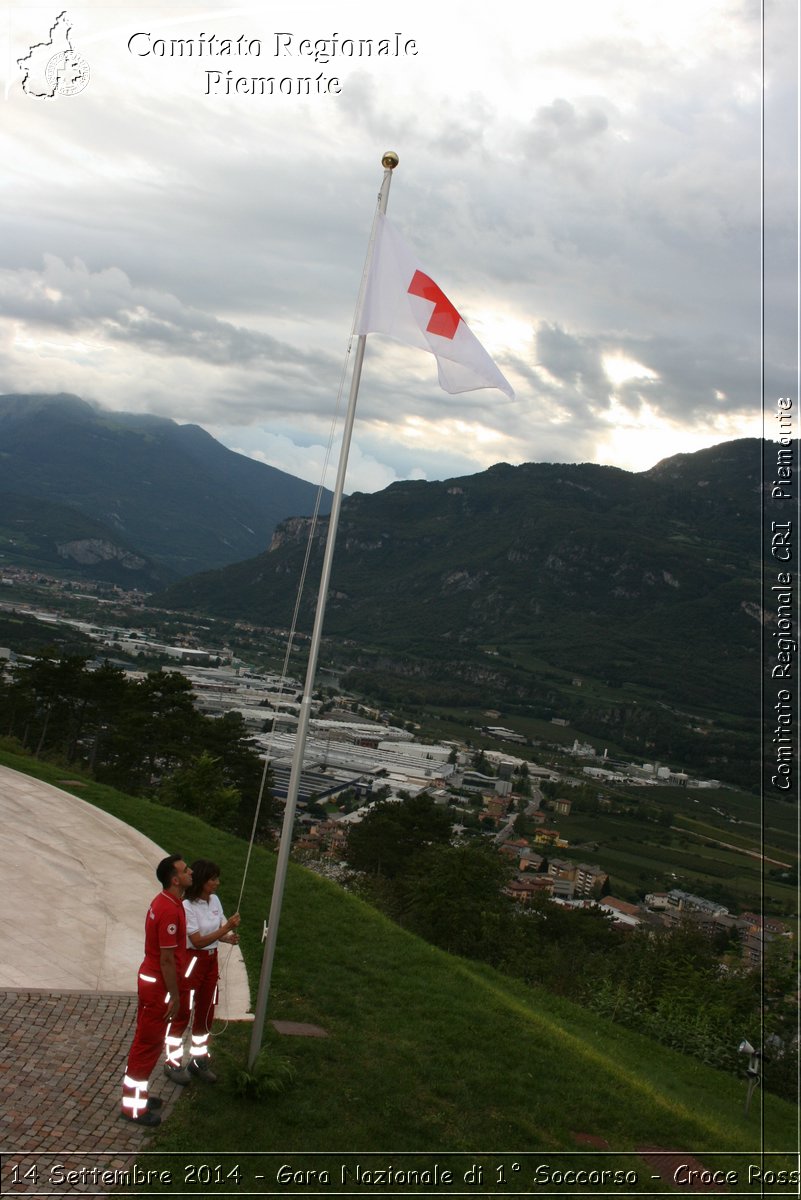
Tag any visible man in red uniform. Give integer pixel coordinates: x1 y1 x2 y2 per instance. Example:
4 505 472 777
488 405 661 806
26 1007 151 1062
120 855 195 1126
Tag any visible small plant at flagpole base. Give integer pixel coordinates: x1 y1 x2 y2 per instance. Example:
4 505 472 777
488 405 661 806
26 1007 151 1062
233 1051 297 1100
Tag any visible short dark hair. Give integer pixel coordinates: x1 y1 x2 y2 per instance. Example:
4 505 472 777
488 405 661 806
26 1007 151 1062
156 854 184 888
185 859 221 902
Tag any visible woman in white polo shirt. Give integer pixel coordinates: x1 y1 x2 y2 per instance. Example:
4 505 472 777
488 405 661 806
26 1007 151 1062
183 859 240 1082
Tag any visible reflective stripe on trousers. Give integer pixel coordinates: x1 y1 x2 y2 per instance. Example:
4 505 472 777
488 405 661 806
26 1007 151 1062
121 1073 149 1117
189 1032 211 1058
164 1027 184 1066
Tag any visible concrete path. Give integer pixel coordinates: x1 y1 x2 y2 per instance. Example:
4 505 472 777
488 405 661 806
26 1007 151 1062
0 765 251 1015
0 765 253 1193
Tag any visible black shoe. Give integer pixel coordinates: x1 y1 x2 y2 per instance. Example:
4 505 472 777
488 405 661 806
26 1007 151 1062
188 1057 217 1083
147 1096 164 1110
121 1109 161 1127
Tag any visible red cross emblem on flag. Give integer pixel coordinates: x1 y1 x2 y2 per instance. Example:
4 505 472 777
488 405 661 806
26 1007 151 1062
357 213 514 397
408 270 462 339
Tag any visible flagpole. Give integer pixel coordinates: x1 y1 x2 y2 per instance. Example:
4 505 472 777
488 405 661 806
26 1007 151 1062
247 151 399 1069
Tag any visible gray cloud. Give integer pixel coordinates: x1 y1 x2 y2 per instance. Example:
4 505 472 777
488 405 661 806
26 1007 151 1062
0 0 792 492
523 98 609 159
0 254 333 370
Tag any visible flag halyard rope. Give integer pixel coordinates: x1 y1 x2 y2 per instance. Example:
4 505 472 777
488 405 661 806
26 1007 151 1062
229 181 387 919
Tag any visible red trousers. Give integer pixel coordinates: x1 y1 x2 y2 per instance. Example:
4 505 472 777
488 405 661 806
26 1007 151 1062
187 950 219 1061
121 965 191 1118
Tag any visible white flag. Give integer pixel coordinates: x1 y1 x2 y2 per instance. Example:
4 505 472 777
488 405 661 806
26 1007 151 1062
357 214 514 398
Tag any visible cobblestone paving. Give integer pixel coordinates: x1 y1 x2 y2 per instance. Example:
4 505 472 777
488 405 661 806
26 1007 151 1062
0 989 184 1196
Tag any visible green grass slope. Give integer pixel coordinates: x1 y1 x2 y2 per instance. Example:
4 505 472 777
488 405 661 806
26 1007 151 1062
2 747 795 1185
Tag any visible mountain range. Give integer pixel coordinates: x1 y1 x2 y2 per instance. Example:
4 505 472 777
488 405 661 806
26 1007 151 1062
153 438 767 725
0 393 776 778
0 393 331 581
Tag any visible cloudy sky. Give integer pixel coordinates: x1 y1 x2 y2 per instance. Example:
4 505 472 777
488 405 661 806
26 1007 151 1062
2 0 796 493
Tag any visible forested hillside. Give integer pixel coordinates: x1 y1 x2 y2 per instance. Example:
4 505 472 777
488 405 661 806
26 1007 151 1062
0 393 331 576
154 440 765 719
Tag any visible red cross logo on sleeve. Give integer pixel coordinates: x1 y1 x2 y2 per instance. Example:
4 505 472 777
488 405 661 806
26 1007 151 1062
408 271 462 339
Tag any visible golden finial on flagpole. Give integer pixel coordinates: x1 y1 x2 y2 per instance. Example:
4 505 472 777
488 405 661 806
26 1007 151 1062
382 150 399 170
